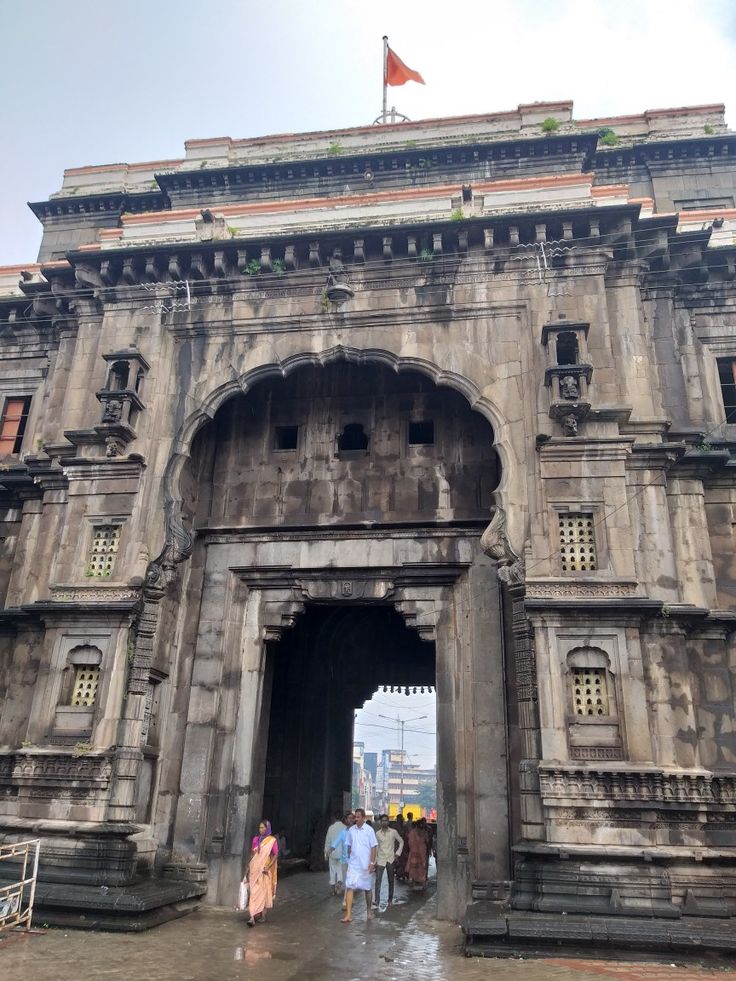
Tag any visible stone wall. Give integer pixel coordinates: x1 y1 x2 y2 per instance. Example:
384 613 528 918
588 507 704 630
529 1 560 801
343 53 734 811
0 101 734 928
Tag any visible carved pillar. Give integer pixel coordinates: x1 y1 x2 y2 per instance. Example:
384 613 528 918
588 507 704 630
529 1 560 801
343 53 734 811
107 502 192 823
481 507 544 842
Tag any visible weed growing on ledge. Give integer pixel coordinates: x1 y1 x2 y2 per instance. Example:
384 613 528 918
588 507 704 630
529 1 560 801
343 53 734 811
541 117 560 134
598 128 620 147
327 141 343 156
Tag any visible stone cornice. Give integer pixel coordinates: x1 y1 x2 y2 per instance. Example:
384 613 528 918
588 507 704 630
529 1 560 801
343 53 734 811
200 522 486 544
28 190 167 223
594 133 736 169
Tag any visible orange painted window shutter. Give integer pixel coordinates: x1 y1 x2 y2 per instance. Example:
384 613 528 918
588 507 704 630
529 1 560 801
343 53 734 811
0 397 31 455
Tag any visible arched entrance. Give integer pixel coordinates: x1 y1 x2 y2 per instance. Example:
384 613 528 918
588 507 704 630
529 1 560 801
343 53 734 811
164 359 512 920
263 604 435 857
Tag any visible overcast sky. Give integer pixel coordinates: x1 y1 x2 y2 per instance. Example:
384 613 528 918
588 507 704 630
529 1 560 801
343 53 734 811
355 689 437 769
1 1 735 264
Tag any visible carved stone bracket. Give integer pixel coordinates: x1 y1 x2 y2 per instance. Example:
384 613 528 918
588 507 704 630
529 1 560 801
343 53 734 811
393 598 441 641
144 500 194 596
261 599 307 642
480 507 525 585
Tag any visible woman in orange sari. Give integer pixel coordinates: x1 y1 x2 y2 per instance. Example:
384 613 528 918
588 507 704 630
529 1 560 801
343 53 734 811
246 820 278 927
406 821 428 890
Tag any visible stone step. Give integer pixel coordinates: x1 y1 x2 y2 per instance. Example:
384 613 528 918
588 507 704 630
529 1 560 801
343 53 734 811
463 903 736 958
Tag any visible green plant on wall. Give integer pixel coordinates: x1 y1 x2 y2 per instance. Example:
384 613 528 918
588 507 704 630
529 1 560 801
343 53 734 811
272 258 285 276
450 208 465 222
327 141 343 156
245 259 261 276
541 117 560 134
419 248 434 262
598 127 619 147
704 124 715 135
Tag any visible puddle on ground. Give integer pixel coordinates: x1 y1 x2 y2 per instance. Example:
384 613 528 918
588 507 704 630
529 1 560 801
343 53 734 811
234 945 272 964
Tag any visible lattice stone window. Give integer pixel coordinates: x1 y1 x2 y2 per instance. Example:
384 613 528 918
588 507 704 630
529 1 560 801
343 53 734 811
572 666 609 716
71 666 100 707
86 524 121 577
559 513 596 571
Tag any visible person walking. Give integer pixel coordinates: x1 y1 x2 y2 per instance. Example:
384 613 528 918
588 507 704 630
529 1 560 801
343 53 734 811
374 813 403 908
245 820 278 927
406 817 428 890
340 812 355 907
341 808 377 923
324 811 347 895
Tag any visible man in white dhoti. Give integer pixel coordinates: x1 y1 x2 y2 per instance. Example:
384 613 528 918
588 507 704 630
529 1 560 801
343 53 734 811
341 807 378 923
324 811 347 895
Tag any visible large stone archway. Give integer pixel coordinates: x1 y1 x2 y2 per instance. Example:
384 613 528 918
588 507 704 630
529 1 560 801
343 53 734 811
127 354 523 922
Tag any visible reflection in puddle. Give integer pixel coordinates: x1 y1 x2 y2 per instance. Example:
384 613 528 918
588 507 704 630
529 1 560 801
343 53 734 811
234 945 273 964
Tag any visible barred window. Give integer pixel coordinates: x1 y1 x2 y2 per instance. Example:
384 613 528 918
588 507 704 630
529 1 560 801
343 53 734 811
87 524 121 578
559 513 596 571
572 667 608 716
71 666 100 707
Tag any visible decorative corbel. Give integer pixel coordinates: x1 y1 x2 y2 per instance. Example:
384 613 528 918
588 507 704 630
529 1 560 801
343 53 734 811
480 506 525 585
144 500 194 595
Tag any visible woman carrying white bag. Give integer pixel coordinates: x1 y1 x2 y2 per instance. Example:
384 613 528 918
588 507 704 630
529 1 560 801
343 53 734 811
237 877 249 912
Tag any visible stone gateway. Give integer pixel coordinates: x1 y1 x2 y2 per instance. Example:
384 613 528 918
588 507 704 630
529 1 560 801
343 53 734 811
0 99 735 938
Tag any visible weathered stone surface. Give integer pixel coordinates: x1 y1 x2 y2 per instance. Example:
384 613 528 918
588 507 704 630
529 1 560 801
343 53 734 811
0 99 735 935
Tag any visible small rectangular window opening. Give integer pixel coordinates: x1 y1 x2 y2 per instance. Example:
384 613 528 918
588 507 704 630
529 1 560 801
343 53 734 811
718 359 736 423
0 396 31 455
274 425 299 451
408 421 435 446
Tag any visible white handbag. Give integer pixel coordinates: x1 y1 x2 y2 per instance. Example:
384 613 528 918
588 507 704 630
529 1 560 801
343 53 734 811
237 879 249 911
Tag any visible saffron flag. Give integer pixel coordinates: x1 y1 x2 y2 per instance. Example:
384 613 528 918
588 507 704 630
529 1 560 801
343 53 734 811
385 46 425 87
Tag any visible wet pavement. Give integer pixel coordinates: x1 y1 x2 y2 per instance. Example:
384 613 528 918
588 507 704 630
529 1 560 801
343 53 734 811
1 871 736 981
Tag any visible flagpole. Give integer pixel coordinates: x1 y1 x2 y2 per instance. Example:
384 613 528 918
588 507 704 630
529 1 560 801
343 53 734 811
382 35 388 124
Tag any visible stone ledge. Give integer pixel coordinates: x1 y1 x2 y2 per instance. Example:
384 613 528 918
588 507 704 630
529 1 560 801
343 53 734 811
12 877 207 932
463 905 736 957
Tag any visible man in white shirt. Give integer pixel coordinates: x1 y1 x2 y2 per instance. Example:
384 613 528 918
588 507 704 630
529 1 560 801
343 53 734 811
341 807 378 923
374 813 404 908
324 811 347 895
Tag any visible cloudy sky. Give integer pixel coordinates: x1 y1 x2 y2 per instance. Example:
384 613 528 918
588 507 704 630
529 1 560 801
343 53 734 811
1 0 735 264
355 689 437 769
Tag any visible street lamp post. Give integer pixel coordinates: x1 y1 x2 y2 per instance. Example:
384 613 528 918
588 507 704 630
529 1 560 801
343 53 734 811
378 713 427 816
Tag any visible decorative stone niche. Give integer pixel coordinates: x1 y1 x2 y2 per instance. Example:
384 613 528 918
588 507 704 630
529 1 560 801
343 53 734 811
565 646 623 760
95 347 150 455
52 644 104 741
542 321 593 435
